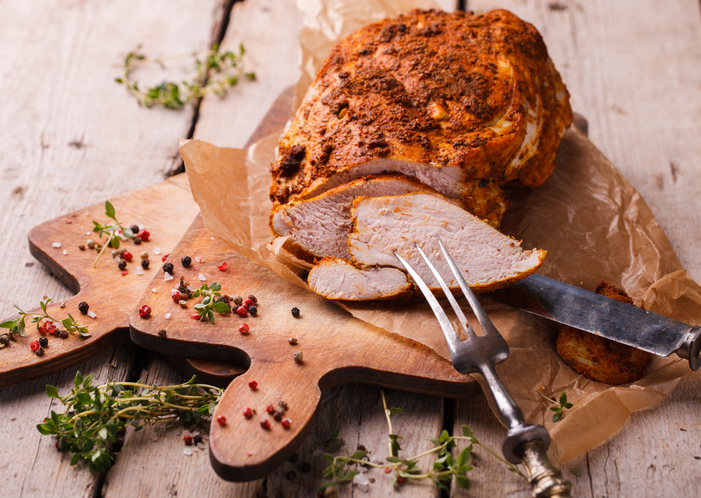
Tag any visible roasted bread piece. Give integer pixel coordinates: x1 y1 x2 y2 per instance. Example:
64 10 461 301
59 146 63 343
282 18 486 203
270 174 437 262
271 9 572 227
556 282 653 385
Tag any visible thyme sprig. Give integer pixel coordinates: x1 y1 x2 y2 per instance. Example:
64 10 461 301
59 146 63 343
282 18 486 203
37 372 223 473
0 298 89 338
192 282 229 322
536 390 574 422
319 391 526 491
116 43 255 109
92 200 134 267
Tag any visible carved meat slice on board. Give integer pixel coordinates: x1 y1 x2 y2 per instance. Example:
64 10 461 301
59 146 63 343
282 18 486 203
270 174 438 262
271 9 572 227
308 258 412 301
349 192 546 293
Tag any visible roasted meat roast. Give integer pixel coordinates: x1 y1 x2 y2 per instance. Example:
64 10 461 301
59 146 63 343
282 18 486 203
270 9 572 300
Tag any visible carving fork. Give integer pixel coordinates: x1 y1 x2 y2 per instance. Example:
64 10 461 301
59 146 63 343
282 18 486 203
394 239 571 498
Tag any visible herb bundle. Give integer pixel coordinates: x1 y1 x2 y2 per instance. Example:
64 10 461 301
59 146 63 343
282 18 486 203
192 282 229 322
116 43 255 110
0 298 89 338
37 372 222 473
319 391 526 491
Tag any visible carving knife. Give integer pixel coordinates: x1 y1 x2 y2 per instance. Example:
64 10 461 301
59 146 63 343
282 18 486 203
490 274 701 370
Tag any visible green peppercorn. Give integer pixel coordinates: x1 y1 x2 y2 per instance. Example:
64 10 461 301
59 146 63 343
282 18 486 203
86 239 95 249
140 251 149 260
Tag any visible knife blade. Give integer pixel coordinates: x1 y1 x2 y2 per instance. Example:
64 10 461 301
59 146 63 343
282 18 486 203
490 274 701 370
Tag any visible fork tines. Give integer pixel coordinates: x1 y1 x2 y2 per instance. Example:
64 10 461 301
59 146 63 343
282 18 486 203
393 238 501 356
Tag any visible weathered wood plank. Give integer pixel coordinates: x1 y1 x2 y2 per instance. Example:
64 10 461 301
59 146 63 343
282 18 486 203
458 1 701 496
0 0 231 496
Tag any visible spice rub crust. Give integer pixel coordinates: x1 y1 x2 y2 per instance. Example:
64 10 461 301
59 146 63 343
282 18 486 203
271 8 572 225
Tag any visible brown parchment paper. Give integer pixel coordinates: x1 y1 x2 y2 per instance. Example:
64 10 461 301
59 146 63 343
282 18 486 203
180 0 701 463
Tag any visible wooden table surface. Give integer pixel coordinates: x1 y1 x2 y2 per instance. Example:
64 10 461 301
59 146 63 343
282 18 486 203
1 0 700 496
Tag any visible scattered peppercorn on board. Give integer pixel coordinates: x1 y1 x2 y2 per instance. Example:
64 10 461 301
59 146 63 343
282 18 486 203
129 214 479 482
0 89 297 388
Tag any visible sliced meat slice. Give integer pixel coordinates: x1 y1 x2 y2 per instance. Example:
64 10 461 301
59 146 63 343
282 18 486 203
308 258 412 301
270 175 438 262
349 192 546 292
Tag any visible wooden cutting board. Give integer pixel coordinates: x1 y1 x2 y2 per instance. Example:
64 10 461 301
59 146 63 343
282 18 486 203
129 215 478 481
0 89 296 388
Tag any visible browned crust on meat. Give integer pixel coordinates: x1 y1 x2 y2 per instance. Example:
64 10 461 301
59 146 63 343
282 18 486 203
556 282 654 385
271 9 572 213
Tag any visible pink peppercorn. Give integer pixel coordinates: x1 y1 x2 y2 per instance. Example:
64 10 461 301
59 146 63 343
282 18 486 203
235 306 247 317
183 435 193 445
265 405 275 414
161 253 170 262
122 251 133 262
243 298 255 310
138 305 151 318
30 340 40 351
243 407 254 418
239 323 250 334
217 415 227 425
172 290 182 302
260 419 271 430
248 380 258 390
218 262 228 271
139 230 150 241
281 418 291 429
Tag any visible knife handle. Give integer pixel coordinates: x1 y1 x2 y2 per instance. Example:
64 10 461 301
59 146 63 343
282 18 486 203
677 325 701 371
516 440 572 498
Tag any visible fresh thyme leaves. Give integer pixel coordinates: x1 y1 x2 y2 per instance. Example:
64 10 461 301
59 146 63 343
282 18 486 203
38 372 223 473
537 390 574 422
0 298 89 338
192 282 229 322
92 201 133 267
571 467 582 477
319 391 526 491
116 43 255 110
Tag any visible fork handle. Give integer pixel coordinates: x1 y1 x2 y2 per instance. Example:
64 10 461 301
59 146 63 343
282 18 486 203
516 440 572 497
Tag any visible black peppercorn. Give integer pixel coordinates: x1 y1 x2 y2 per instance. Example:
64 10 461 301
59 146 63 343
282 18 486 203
298 462 312 473
291 307 300 318
59 330 69 339
133 237 142 245
36 347 45 357
163 262 174 274
130 224 140 234
285 470 297 481
78 301 89 315
158 330 167 338
118 260 127 271
288 337 298 345
39 336 49 348
193 434 203 445
181 256 192 267
247 294 257 304
141 259 150 269
248 305 257 316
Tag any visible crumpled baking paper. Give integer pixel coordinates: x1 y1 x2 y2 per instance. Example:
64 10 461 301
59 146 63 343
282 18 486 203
180 0 701 463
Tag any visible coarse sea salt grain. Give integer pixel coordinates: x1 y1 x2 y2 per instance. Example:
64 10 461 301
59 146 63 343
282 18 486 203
165 313 171 320
52 242 61 248
136 267 144 275
154 247 161 255
87 310 97 319
198 273 207 281
62 250 68 255
353 473 370 493
164 272 174 282
114 256 122 263
183 447 193 456
152 287 158 293
195 257 204 263
85 231 92 236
